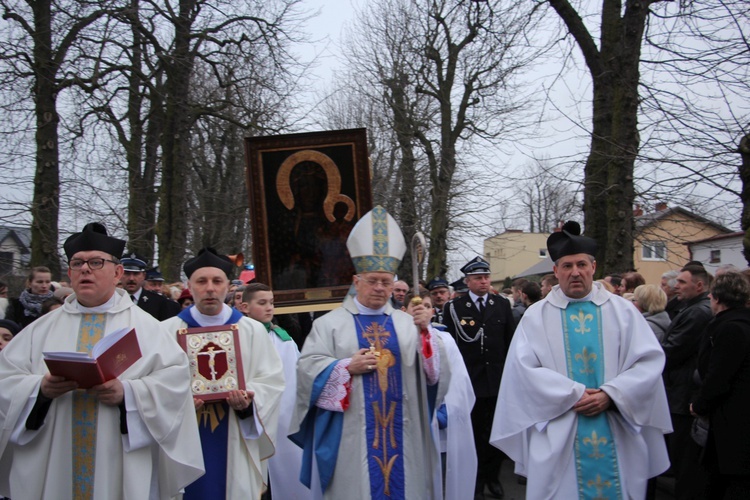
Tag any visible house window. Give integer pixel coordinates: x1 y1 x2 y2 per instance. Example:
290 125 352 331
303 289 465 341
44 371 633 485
710 250 721 264
539 248 547 258
642 241 667 261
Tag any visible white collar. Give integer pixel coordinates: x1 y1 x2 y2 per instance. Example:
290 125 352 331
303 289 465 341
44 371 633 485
468 291 487 303
75 293 117 313
189 303 233 326
354 296 387 315
130 288 142 301
564 289 595 302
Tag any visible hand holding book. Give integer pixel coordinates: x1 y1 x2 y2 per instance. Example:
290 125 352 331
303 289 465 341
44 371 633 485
43 327 141 390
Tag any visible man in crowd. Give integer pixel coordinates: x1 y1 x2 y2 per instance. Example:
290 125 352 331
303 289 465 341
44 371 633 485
144 267 166 294
510 278 529 322
120 253 180 320
604 273 622 295
661 270 683 319
0 222 204 499
540 273 558 298
290 206 449 499
661 264 713 497
162 248 284 499
450 278 468 299
427 277 451 324
520 281 542 308
491 221 671 499
391 279 409 308
443 256 515 499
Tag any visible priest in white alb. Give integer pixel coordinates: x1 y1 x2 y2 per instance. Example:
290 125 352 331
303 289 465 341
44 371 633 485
0 223 204 500
162 248 284 499
490 221 672 499
289 206 450 499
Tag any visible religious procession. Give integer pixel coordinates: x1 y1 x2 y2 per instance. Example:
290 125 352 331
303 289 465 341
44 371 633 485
1 196 748 500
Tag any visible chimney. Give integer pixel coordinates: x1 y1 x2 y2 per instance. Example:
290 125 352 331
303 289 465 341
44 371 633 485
655 202 668 212
633 205 643 217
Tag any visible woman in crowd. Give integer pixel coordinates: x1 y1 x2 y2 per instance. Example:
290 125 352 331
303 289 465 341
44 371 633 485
618 271 646 295
633 284 671 342
690 271 750 499
177 288 193 310
5 266 54 328
0 319 20 352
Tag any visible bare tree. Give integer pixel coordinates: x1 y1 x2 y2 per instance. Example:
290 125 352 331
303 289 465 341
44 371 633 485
340 0 542 279
637 0 749 259
0 0 121 276
544 1 749 272
63 0 302 278
514 159 582 233
545 0 675 273
186 47 299 258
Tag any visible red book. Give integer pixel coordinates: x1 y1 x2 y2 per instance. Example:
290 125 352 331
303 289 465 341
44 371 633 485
176 324 245 402
43 327 142 389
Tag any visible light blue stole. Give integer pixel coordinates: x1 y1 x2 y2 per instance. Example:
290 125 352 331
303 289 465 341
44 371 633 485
562 301 622 500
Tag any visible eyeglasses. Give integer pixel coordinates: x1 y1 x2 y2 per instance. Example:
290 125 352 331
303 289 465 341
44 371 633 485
69 258 119 270
357 276 394 288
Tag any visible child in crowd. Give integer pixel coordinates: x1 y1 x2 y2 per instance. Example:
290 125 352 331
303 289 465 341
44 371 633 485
239 283 306 499
403 291 478 500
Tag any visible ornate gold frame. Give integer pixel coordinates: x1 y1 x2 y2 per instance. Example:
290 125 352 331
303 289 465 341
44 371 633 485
244 128 372 310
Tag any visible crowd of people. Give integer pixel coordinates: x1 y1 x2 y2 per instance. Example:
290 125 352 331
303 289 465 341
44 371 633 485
0 215 748 499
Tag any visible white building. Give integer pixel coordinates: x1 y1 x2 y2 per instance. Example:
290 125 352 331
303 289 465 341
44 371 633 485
687 232 746 274
0 226 31 277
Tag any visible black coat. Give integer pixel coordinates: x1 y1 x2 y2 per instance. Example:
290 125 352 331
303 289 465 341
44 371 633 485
5 298 40 328
136 289 181 321
661 292 712 414
442 293 515 398
692 308 750 475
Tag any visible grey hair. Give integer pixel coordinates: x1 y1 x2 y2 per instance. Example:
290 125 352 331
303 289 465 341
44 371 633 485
661 270 679 290
716 264 740 276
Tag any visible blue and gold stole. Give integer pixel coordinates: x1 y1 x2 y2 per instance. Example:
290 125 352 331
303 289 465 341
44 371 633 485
562 301 622 500
179 306 245 499
356 314 405 499
72 313 106 500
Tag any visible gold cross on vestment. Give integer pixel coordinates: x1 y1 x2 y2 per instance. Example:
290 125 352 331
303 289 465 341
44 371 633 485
362 322 390 353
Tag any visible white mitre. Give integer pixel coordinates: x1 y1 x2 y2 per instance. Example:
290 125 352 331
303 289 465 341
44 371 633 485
346 206 406 274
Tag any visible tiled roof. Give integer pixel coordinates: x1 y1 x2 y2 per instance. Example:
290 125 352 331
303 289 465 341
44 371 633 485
635 207 731 234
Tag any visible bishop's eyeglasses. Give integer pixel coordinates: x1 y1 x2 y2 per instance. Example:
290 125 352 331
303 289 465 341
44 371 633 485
357 275 395 288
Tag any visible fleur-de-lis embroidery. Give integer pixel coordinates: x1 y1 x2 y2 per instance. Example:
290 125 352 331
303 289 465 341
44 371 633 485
587 473 612 499
582 430 608 459
575 346 597 374
570 309 593 335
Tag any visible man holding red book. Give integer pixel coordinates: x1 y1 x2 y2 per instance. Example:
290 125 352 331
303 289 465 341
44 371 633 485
0 222 204 499
162 247 284 499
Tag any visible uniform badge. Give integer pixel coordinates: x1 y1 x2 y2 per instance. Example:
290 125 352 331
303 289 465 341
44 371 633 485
460 319 466 325
469 320 475 326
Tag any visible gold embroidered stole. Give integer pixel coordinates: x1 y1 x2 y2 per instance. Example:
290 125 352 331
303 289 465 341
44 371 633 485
72 313 105 499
